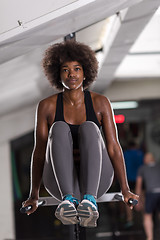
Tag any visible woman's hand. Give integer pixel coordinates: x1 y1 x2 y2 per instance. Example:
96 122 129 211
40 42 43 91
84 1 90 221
22 197 39 215
135 194 144 212
122 190 139 209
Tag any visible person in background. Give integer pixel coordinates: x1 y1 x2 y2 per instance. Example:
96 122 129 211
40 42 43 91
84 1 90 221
123 141 144 227
135 152 160 240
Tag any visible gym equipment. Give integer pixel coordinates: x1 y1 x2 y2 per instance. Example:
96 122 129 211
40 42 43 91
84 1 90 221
20 192 138 240
20 192 138 213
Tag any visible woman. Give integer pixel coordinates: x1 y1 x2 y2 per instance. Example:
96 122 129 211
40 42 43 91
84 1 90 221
22 40 138 228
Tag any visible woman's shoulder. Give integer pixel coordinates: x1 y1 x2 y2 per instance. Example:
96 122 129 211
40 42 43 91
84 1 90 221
37 93 60 113
89 91 111 106
40 93 58 103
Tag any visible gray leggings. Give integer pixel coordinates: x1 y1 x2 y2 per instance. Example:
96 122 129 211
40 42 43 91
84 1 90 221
43 121 114 201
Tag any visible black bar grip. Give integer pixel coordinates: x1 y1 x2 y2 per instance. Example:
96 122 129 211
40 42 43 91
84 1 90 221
20 205 32 213
114 194 138 206
20 200 45 214
128 198 138 206
114 194 123 201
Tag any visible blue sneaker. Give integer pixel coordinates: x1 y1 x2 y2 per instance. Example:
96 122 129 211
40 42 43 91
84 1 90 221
64 194 79 206
77 194 99 227
55 195 79 225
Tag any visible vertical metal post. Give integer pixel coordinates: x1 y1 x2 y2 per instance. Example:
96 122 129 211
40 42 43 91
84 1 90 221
74 224 86 240
79 226 86 240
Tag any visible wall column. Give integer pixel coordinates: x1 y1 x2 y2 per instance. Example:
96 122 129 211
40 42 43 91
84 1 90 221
0 142 15 240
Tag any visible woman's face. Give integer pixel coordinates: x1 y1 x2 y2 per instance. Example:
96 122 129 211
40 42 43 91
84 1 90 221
60 61 84 90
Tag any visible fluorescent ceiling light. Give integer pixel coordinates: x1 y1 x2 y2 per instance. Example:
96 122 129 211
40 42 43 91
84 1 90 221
111 101 138 109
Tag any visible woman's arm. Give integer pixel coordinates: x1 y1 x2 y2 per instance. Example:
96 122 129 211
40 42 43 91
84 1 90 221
100 96 139 207
22 100 49 214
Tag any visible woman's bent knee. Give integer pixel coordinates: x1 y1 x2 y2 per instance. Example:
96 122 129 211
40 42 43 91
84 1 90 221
79 121 100 135
49 121 70 137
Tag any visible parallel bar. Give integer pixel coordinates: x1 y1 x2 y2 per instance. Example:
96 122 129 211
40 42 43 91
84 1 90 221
20 192 122 213
97 192 123 203
38 192 123 207
20 192 138 213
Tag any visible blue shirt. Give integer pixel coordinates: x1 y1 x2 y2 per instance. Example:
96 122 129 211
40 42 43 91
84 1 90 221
124 149 143 181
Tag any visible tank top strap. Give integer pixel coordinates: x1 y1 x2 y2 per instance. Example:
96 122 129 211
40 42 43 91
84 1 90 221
54 92 64 122
84 90 101 128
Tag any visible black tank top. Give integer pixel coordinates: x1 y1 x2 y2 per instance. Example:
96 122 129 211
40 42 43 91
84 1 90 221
54 90 101 149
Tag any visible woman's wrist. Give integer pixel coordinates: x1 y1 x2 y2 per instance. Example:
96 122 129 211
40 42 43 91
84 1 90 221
121 186 130 195
29 190 39 200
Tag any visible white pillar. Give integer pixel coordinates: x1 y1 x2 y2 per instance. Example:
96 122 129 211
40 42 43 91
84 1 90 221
0 105 36 240
0 142 15 239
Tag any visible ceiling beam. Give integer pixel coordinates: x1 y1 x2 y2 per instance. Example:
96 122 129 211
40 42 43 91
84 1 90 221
93 0 160 93
0 0 142 64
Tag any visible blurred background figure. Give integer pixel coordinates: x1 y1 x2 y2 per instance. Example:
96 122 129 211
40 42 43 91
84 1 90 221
135 152 160 240
123 141 144 228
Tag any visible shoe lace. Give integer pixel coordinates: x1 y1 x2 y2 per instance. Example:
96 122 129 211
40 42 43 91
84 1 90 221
63 194 80 206
83 194 97 208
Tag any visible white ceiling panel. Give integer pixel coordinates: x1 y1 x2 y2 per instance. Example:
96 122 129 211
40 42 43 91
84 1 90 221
115 54 160 78
0 0 77 34
130 10 160 53
115 8 160 79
